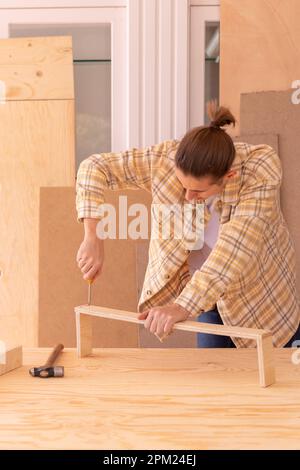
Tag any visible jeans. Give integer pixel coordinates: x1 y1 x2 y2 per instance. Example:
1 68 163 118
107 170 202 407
196 307 300 348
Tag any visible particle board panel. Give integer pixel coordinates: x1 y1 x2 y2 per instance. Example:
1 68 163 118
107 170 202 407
0 100 75 347
220 0 300 134
0 347 299 450
233 134 279 153
240 89 300 296
0 36 73 100
38 187 152 348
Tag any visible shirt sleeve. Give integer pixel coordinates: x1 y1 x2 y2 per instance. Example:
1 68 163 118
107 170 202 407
76 141 174 222
174 150 282 317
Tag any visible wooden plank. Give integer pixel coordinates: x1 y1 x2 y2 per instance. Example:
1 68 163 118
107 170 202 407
75 304 271 340
75 313 92 358
75 305 276 387
0 37 73 100
0 344 22 376
0 348 298 450
0 100 75 347
257 334 276 387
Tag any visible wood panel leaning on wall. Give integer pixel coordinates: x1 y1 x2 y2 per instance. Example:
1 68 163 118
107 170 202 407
0 36 75 347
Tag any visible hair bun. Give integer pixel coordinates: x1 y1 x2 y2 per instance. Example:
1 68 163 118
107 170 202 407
206 99 236 130
209 120 220 129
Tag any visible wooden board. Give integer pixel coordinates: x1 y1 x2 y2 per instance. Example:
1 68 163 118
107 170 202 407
0 36 73 100
220 0 300 134
0 101 75 347
0 344 22 376
240 90 300 296
233 134 279 153
38 187 152 348
75 305 276 387
0 348 299 450
0 36 75 347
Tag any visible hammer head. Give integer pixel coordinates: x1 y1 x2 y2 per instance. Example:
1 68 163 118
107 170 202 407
29 366 64 378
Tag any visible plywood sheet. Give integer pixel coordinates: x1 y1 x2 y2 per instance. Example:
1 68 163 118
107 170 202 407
0 100 75 346
240 89 300 295
38 187 152 348
0 36 73 100
220 0 300 134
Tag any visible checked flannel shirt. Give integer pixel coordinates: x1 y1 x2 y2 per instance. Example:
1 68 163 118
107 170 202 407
76 140 300 347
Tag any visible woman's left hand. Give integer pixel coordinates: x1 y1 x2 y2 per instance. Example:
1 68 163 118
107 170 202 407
137 303 190 341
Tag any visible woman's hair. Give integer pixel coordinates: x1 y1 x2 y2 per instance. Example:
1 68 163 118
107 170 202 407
175 100 236 181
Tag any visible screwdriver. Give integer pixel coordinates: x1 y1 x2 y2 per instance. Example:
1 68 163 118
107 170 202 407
87 279 93 305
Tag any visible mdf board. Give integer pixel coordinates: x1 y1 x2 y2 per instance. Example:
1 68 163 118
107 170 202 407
1 348 300 449
233 134 279 154
220 0 300 134
0 37 75 347
39 187 152 348
240 90 300 296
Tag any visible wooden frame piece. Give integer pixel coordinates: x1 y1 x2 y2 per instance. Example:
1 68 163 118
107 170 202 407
74 305 276 387
0 343 22 376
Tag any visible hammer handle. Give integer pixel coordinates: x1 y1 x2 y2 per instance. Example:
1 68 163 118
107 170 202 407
44 344 64 368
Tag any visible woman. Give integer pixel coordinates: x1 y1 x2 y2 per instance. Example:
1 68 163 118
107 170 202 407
76 101 300 348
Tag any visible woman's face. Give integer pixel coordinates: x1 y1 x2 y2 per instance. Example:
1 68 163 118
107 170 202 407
175 167 235 202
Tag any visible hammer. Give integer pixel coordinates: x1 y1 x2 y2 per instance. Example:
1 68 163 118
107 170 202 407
29 344 64 378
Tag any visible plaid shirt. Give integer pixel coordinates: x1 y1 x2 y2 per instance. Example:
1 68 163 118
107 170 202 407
76 140 300 347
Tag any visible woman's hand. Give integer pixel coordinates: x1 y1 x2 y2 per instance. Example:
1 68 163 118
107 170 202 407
138 303 190 341
76 235 104 281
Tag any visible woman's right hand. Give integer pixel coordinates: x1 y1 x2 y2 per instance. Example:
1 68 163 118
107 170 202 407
76 234 104 282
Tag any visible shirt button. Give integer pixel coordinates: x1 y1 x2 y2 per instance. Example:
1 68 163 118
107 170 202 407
164 274 170 280
146 290 152 296
184 249 190 254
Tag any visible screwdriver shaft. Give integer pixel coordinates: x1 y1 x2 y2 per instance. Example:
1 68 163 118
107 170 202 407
87 280 92 305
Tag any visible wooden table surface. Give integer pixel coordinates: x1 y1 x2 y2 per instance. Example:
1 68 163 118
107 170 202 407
0 348 299 450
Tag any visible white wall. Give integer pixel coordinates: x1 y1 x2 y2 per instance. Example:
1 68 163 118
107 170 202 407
128 0 189 148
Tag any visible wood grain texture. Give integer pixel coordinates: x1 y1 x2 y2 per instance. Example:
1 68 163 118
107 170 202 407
75 306 275 387
220 0 300 134
0 100 75 347
257 334 276 387
75 313 92 358
75 305 273 340
0 348 299 450
0 36 73 100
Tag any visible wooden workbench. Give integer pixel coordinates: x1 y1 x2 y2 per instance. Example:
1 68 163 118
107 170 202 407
0 348 299 450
